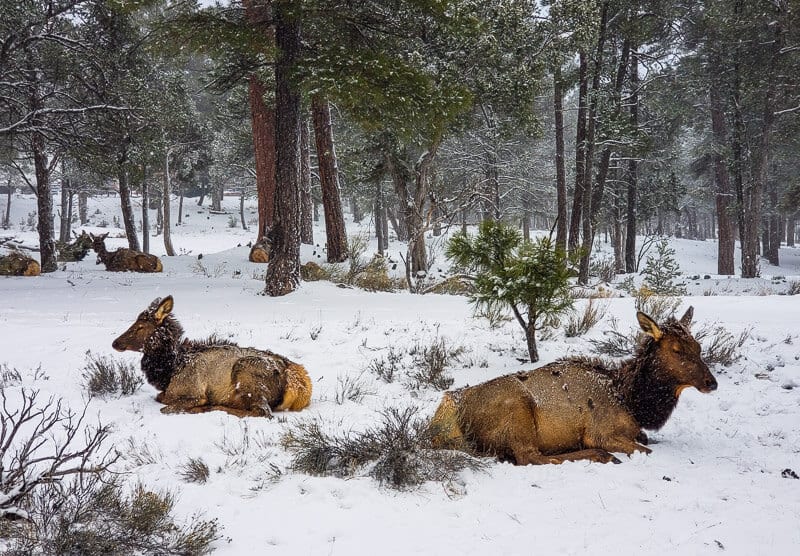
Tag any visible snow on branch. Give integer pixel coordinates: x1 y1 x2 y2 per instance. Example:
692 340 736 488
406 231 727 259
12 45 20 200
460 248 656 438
0 388 117 522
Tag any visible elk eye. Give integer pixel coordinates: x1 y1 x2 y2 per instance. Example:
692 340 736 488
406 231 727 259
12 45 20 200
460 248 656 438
672 344 681 353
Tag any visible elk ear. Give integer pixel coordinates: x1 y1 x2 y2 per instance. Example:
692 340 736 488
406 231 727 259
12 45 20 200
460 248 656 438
154 296 174 323
679 306 694 327
637 311 663 341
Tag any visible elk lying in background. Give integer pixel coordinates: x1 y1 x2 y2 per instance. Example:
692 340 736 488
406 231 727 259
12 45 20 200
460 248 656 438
248 239 270 263
430 307 717 465
0 251 40 276
57 230 93 262
112 296 312 417
90 233 162 272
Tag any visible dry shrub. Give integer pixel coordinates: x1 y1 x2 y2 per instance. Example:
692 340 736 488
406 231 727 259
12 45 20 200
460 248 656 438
4 479 219 555
334 373 374 405
283 406 486 490
564 297 608 337
366 337 464 391
179 457 211 484
634 288 683 322
695 325 752 367
367 347 404 383
787 281 800 295
408 337 465 391
589 317 639 357
82 352 143 397
589 256 617 283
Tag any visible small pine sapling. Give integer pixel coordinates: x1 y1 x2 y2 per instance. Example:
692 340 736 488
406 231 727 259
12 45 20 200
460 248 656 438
641 238 686 295
447 221 575 362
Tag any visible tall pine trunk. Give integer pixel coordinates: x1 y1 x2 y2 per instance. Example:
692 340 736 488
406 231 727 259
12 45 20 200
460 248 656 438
163 148 175 256
553 64 567 251
710 83 735 275
265 2 302 296
244 0 276 243
300 118 313 244
32 131 57 272
311 94 347 262
142 164 149 254
117 163 140 251
568 52 588 253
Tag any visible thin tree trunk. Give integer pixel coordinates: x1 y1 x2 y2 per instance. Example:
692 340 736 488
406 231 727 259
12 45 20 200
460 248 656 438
78 189 87 225
578 1 609 284
375 181 385 255
240 188 248 231
568 52 588 253
32 131 57 272
163 149 175 256
311 94 347 263
142 164 149 254
117 163 140 251
553 64 567 251
59 172 70 243
178 184 184 225
710 77 735 275
300 118 313 244
265 2 302 296
625 159 637 273
3 174 11 228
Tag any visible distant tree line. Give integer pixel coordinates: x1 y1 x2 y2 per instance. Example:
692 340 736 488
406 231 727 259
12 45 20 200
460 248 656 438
1 0 798 287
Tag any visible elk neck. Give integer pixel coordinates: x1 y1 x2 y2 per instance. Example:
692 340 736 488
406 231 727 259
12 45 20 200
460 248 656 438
141 315 185 391
611 338 681 431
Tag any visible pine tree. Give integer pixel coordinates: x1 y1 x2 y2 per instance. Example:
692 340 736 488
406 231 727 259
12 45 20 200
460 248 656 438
641 238 686 296
447 222 574 362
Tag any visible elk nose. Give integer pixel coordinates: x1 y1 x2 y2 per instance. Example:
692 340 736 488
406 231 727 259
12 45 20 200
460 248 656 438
705 376 718 392
111 338 124 352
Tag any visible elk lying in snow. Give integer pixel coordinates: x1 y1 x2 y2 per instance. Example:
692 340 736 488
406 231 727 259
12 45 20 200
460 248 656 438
430 307 717 465
248 239 270 263
57 230 93 262
112 296 312 417
90 233 163 272
0 251 40 276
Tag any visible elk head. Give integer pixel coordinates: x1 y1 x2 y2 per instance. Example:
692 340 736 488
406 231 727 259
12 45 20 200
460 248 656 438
112 296 174 352
637 306 718 395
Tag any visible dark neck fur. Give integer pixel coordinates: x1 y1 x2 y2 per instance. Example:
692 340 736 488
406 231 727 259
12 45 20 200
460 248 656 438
610 338 680 430
141 315 185 391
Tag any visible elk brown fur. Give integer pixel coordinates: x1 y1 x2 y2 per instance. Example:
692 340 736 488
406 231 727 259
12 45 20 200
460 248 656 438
0 252 40 276
112 296 312 417
91 232 163 272
430 307 717 465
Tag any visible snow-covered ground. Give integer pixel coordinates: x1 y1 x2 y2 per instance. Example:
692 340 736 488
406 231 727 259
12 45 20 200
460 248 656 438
1 192 799 555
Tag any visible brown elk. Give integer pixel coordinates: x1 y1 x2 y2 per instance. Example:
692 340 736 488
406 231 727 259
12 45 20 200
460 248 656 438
430 307 717 465
0 251 40 276
90 233 163 272
248 239 270 263
112 296 312 417
57 230 93 262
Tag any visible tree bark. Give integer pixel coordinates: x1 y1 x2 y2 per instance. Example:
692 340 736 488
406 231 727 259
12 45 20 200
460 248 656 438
265 2 302 296
249 76 276 241
142 164 149 253
32 131 57 272
553 64 567 251
300 118 313 244
311 94 347 263
3 174 11 229
568 52 588 253
578 1 609 284
78 190 87 225
244 0 276 243
59 173 71 243
117 163 140 251
710 78 735 275
163 149 175 256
